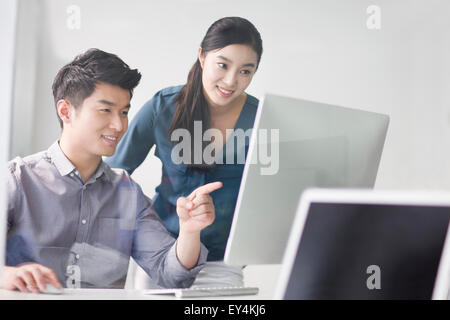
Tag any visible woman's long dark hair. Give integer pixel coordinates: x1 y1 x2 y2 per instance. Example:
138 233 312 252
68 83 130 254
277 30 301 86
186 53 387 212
169 17 263 169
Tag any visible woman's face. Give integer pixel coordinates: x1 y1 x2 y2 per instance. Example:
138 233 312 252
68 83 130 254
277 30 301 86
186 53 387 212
199 44 258 110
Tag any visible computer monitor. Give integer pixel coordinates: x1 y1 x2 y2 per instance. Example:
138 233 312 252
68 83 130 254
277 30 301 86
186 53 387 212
0 0 16 278
275 189 450 300
224 93 389 265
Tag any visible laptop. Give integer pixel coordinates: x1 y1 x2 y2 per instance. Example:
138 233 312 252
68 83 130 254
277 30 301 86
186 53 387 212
224 93 390 265
274 188 450 300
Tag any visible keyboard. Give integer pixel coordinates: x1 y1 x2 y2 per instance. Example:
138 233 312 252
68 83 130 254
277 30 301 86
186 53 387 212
143 286 259 298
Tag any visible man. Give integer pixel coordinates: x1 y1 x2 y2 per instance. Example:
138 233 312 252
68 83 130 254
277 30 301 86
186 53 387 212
1 48 221 292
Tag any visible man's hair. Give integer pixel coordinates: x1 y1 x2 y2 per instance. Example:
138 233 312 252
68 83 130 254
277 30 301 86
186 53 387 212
52 48 142 128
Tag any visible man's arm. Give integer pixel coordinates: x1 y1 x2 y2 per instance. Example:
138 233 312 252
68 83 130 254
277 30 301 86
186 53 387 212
1 166 62 293
175 182 222 269
131 181 221 288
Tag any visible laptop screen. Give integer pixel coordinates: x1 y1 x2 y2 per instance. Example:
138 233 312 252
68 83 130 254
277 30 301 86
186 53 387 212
284 203 450 299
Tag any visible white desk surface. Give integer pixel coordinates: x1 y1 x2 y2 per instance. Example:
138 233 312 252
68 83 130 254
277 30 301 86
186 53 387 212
0 264 281 300
0 288 265 300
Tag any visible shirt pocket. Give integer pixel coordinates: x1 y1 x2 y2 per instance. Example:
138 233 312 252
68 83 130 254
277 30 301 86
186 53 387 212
92 217 135 254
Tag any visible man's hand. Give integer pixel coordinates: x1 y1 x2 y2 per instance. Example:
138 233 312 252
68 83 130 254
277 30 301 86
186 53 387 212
175 181 222 269
0 263 62 293
176 181 223 234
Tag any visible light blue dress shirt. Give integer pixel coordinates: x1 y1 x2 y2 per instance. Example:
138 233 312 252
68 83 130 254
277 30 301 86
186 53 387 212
6 141 207 288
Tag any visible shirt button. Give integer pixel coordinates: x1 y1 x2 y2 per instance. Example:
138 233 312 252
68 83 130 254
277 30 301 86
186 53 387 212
70 173 74 177
75 254 80 260
81 219 87 225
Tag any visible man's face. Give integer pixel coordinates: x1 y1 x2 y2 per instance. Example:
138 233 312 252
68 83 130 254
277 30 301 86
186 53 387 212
64 82 130 158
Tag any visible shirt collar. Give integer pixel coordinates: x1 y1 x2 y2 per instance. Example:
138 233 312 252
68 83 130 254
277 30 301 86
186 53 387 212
97 161 115 182
47 141 113 182
47 141 76 177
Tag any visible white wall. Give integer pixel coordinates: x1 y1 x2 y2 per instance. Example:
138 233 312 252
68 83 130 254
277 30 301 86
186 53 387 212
12 0 450 193
0 0 17 275
11 0 40 158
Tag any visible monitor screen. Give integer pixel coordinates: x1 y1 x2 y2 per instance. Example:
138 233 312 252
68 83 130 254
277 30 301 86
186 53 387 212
225 93 389 265
284 203 450 299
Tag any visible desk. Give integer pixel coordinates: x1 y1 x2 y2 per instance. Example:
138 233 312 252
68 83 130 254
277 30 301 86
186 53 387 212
0 264 281 300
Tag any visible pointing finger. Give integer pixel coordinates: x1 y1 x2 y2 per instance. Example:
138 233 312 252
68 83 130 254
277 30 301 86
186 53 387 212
188 182 223 200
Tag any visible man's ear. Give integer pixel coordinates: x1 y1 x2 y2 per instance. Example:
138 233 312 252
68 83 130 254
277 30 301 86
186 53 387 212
56 99 73 126
198 47 204 69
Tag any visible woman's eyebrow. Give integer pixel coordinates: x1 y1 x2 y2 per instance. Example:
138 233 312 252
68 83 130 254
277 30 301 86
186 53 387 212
217 55 256 68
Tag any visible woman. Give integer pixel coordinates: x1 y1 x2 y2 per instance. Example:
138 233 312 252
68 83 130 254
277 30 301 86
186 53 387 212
106 16 263 287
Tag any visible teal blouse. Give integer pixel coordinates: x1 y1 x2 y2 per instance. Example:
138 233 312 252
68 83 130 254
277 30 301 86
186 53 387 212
106 85 258 261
